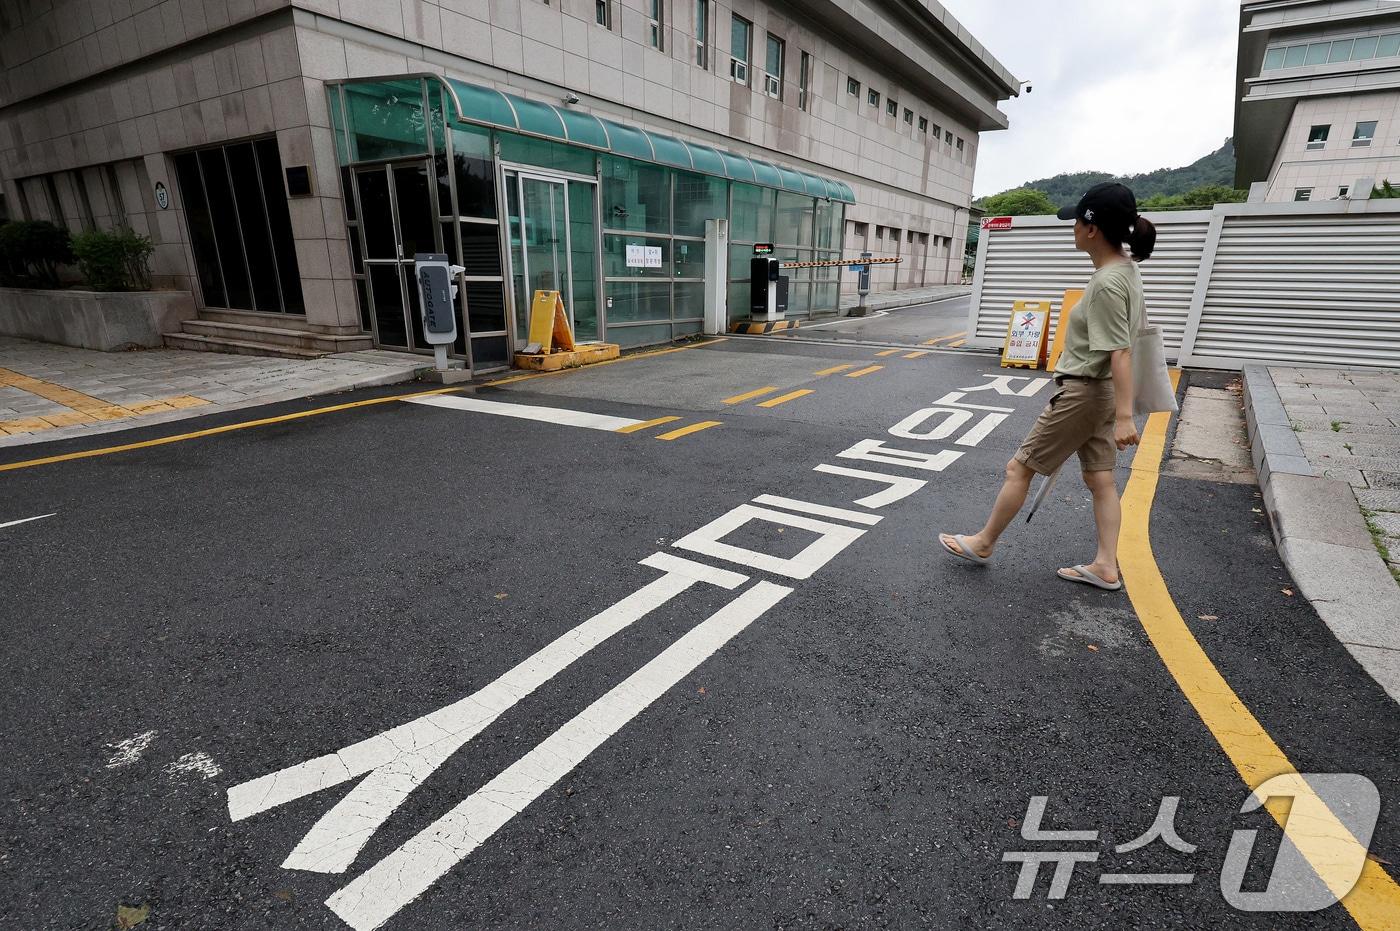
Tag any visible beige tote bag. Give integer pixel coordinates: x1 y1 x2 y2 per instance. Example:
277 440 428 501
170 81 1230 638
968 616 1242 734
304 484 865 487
1132 322 1178 416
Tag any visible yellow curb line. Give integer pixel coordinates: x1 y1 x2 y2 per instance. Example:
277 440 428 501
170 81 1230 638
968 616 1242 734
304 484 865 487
875 349 901 357
1123 371 1400 928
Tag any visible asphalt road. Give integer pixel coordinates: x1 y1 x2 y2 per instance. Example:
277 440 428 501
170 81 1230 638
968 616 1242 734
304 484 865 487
781 295 972 347
2 336 1397 931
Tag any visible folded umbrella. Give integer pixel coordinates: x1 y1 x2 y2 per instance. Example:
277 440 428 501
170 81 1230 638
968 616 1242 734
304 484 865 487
1025 466 1062 524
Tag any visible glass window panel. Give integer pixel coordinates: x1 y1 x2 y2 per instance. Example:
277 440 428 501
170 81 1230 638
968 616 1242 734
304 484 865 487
434 151 453 218
464 281 507 332
728 242 755 283
461 222 502 276
427 79 446 155
775 192 814 246
611 320 673 348
498 132 596 174
1263 47 1285 70
174 152 226 308
369 264 409 347
355 276 370 331
777 166 807 195
729 183 774 243
506 94 567 138
1354 120 1377 140
1305 42 1329 65
607 281 672 324
1283 44 1307 67
451 125 497 219
340 166 356 221
558 109 610 148
648 132 693 168
198 147 252 310
328 87 349 165
726 279 748 322
392 162 437 258
604 233 670 277
811 281 838 312
226 142 282 313
358 169 397 258
440 221 460 264
731 15 750 63
673 239 705 278
1378 34 1400 58
1352 36 1379 59
444 79 518 128
718 150 756 182
766 34 782 74
599 119 653 159
674 318 703 337
674 171 728 237
814 200 840 250
602 157 670 233
674 281 705 320
255 139 304 312
1308 124 1330 142
566 180 600 341
347 226 363 273
344 79 429 161
471 334 509 365
1328 39 1354 62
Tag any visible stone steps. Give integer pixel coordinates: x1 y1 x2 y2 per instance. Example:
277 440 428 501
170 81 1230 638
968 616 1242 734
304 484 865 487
163 318 373 359
161 331 330 360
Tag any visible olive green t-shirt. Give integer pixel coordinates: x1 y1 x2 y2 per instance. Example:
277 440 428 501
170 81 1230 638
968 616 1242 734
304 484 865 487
1054 259 1144 379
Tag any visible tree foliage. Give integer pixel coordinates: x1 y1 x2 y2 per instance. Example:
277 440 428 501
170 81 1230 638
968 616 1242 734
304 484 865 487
1374 180 1400 199
977 188 1058 216
0 220 72 287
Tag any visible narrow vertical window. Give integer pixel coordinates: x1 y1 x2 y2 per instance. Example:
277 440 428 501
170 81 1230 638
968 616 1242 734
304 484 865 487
763 33 784 99
647 0 664 51
730 15 751 84
695 0 708 68
798 50 811 111
595 0 611 29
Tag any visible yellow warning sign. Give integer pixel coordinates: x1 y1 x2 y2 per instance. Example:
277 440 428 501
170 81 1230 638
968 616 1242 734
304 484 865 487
1000 300 1052 369
526 290 576 354
1046 288 1084 373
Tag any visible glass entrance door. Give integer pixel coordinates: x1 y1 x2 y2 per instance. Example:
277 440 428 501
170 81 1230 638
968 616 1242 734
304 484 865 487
354 159 442 353
505 170 599 345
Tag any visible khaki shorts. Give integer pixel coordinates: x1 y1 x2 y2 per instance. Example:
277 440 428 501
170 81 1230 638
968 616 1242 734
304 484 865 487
1014 377 1118 475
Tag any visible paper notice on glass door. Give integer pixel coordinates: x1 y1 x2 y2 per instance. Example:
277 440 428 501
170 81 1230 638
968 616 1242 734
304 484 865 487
626 244 664 268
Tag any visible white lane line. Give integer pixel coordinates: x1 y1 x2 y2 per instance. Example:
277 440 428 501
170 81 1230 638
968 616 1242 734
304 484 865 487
326 580 793 931
405 395 643 432
229 554 747 875
751 494 883 526
1 513 56 530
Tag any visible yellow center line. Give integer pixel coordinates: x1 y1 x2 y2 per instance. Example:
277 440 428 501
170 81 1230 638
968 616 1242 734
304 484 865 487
902 351 930 359
614 415 682 434
723 386 781 405
757 389 813 408
947 339 966 348
845 365 883 378
814 364 856 376
655 420 721 441
0 387 465 473
1123 372 1400 928
875 349 902 357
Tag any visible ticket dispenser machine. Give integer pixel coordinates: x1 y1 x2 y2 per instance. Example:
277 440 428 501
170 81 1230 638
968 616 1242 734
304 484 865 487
749 245 789 322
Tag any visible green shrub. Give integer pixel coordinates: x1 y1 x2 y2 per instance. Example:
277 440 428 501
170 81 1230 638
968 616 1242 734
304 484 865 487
70 227 153 291
1374 180 1399 199
0 220 73 287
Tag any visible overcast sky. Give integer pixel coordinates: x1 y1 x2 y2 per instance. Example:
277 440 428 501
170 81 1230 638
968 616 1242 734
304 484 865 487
942 1 1241 197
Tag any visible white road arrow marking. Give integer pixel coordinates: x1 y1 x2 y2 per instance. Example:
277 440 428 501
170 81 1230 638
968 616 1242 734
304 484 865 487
0 513 56 530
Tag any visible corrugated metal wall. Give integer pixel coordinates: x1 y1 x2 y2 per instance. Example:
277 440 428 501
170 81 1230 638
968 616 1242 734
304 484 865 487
969 200 1400 371
968 212 1211 361
1187 212 1400 369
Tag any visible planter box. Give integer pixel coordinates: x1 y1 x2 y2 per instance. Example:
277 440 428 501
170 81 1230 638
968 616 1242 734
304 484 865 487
0 287 196 351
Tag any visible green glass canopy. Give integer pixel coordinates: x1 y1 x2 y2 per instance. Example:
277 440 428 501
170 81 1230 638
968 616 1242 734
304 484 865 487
441 76 855 204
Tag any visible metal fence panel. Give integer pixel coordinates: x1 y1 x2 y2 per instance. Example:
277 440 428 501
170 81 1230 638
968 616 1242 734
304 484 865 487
968 212 1212 361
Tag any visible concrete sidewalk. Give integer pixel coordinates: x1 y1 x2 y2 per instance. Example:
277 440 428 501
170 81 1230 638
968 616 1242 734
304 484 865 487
0 337 432 448
1243 364 1400 705
838 283 970 313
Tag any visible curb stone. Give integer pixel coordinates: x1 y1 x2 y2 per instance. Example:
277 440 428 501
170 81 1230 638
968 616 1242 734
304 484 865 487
1243 364 1400 706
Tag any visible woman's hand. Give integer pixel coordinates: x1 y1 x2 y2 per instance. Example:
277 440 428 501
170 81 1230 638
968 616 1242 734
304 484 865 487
1115 415 1140 450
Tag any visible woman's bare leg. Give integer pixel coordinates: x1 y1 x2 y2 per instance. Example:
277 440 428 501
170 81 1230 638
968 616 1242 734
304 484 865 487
1072 468 1121 583
939 458 1035 558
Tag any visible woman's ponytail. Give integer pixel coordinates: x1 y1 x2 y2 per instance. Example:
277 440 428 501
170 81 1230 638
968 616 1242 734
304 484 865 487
1129 215 1157 262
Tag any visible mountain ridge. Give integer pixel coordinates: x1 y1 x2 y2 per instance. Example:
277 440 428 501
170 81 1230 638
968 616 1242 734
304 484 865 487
980 139 1237 205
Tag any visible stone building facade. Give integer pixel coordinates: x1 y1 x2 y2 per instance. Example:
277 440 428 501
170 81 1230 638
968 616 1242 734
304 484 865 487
0 0 1017 370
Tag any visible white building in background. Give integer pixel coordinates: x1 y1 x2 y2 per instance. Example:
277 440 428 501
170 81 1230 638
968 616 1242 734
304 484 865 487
1235 0 1400 202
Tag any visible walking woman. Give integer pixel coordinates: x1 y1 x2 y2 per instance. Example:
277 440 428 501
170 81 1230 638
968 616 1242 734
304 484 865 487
938 182 1156 591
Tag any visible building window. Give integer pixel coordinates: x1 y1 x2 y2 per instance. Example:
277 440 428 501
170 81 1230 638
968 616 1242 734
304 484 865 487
798 50 811 111
1353 120 1377 146
847 77 860 96
730 14 751 84
1263 32 1400 71
944 129 953 146
885 98 897 117
956 137 965 156
1306 124 1330 149
931 122 942 139
173 138 304 314
695 0 708 68
867 88 880 108
72 170 96 230
763 33 784 99
903 107 913 125
595 0 611 28
851 220 867 237
1294 188 1313 201
647 0 664 51
918 116 928 133
104 164 127 226
1339 185 1350 198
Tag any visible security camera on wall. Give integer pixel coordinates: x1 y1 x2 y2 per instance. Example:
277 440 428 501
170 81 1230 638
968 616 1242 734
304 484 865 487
1024 84 1033 94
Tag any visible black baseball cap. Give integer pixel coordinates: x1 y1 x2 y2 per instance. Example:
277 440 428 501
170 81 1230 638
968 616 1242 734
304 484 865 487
1057 182 1138 238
